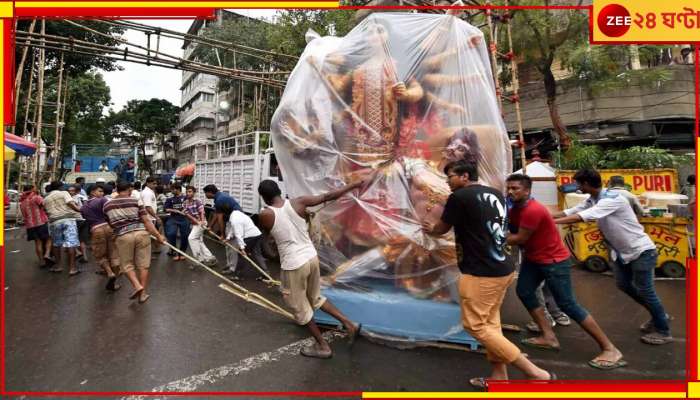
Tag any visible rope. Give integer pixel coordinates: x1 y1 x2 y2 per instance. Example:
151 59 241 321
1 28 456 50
167 209 280 285
153 236 293 320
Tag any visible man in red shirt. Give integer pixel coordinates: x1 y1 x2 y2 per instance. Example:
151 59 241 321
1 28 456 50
19 185 53 267
505 174 625 370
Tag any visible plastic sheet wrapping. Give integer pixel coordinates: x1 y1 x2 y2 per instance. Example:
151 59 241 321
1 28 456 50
271 13 512 342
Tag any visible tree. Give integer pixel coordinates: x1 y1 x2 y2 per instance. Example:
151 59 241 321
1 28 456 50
503 0 588 149
267 10 356 56
107 99 180 175
191 10 357 131
14 70 112 168
15 20 126 79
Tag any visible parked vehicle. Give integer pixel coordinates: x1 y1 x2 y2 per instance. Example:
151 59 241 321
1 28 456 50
5 189 20 222
193 131 285 259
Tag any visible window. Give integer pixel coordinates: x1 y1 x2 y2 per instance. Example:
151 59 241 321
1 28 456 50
202 93 214 103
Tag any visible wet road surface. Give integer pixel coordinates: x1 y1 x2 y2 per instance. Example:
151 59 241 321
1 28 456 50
3 228 686 394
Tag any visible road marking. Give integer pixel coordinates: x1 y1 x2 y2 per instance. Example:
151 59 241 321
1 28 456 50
123 331 345 399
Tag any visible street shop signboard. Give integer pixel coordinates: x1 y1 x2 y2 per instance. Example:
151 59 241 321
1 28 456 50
557 169 679 195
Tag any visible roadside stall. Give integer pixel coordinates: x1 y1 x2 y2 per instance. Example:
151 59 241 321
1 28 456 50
556 169 692 277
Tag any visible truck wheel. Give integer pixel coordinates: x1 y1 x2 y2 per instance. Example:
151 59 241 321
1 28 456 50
584 256 609 273
660 261 685 278
261 233 279 261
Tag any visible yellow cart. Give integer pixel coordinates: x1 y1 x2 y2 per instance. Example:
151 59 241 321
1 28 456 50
562 217 691 278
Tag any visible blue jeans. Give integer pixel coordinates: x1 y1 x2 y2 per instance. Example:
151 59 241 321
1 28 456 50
165 217 191 252
613 249 669 334
516 258 589 324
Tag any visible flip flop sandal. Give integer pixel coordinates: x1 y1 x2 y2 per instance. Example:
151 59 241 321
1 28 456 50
69 270 81 277
588 359 628 370
129 288 144 300
138 293 151 304
348 323 363 347
469 377 488 391
520 338 561 351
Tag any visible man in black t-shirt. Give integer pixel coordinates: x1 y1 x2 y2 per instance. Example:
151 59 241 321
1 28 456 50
423 160 553 390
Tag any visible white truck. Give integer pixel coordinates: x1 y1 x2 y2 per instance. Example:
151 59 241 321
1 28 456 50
192 131 286 216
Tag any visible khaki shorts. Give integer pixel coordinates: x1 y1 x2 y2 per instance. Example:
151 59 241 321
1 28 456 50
280 257 327 325
91 224 120 274
115 230 152 273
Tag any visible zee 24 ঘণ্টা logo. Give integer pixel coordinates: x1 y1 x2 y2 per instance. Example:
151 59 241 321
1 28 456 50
594 1 700 42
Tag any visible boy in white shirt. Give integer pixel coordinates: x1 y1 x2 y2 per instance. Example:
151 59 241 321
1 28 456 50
224 209 270 280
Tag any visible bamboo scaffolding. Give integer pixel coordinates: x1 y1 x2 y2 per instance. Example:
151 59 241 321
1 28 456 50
503 0 527 173
50 52 65 181
12 19 37 135
99 19 298 63
155 236 292 320
31 19 46 185
14 34 287 89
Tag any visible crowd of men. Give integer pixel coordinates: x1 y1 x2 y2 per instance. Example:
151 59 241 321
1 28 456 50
16 163 675 387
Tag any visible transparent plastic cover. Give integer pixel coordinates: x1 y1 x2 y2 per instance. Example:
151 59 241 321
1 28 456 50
271 13 512 341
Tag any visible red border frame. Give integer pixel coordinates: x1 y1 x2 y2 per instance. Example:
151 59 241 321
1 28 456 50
1 1 698 397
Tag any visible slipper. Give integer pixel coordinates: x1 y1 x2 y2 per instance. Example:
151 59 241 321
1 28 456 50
588 358 628 370
49 267 64 273
469 377 488 391
129 288 144 300
520 338 561 351
348 323 362 347
68 270 81 277
138 293 151 304
105 276 118 291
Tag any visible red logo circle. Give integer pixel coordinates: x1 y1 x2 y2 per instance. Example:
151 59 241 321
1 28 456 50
597 4 631 37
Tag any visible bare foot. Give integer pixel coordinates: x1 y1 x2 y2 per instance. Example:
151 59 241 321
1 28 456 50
521 335 560 350
589 348 626 369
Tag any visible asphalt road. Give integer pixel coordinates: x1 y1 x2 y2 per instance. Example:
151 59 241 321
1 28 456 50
3 227 687 395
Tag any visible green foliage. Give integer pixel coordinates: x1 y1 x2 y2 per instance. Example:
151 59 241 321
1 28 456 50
508 2 589 74
552 142 603 170
554 141 690 170
16 20 126 78
13 71 112 157
561 45 674 95
267 10 356 56
107 98 180 173
599 146 691 169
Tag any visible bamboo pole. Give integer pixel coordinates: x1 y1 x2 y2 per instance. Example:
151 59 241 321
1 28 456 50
16 50 38 195
31 19 46 186
52 76 68 180
11 19 37 135
49 52 64 181
504 0 527 173
165 209 279 285
484 5 502 115
154 236 292 320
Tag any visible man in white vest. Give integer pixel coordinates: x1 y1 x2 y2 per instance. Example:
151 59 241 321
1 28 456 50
257 176 372 358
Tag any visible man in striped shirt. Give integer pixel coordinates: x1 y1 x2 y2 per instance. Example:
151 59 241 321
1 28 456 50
104 181 166 303
81 184 121 291
19 184 52 267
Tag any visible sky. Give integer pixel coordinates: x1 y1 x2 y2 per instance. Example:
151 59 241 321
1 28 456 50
101 9 278 112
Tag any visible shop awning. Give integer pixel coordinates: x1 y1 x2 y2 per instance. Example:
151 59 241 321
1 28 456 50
4 132 37 156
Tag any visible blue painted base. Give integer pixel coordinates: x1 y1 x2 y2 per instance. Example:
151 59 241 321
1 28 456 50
313 280 480 350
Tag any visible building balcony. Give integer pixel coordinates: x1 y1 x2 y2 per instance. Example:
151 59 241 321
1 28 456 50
502 66 695 133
